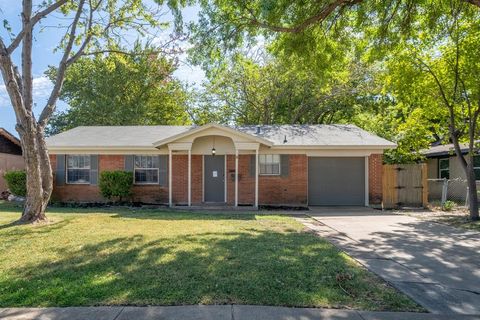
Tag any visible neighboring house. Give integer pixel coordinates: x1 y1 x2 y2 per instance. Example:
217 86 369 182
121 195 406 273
423 143 480 203
46 123 395 207
0 128 24 193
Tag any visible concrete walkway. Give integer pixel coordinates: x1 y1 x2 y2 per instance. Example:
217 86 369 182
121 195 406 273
1 305 480 320
302 207 480 315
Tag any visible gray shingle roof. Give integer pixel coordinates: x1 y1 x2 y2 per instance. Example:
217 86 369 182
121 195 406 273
422 142 477 157
46 124 395 149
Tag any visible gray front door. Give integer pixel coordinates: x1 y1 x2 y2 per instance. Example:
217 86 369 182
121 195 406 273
204 155 225 202
308 157 365 206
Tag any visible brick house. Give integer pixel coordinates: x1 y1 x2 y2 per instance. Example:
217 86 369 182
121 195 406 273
46 123 395 207
0 128 24 193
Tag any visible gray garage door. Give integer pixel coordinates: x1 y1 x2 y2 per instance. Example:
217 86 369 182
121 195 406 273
308 157 365 206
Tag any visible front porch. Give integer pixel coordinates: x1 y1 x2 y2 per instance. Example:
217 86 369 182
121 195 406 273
155 124 273 208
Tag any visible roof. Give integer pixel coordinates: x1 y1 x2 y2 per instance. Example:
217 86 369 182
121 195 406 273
0 128 21 147
46 124 396 150
422 142 477 157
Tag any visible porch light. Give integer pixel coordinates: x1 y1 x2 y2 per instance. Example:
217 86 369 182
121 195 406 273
211 136 216 156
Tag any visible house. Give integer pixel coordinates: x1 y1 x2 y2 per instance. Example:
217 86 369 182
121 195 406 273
0 128 24 193
423 142 480 203
46 124 395 207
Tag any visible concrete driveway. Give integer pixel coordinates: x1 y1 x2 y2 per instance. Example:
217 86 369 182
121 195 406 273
302 207 480 315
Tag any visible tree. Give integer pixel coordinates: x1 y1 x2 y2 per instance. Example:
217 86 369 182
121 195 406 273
0 0 165 223
193 53 380 125
384 2 480 220
46 44 190 135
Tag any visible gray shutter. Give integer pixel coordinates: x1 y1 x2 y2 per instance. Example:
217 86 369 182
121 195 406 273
56 154 66 186
250 155 256 177
280 154 289 177
124 155 134 172
158 155 168 187
90 155 99 185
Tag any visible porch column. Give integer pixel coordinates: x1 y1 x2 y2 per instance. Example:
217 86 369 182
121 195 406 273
365 155 369 207
188 149 191 206
255 148 259 208
235 149 239 207
169 148 172 207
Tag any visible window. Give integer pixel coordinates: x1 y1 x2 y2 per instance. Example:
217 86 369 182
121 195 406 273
474 156 480 180
259 154 280 175
439 158 449 179
134 155 159 184
66 155 91 184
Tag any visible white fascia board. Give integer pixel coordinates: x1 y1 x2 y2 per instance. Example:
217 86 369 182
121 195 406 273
48 146 165 155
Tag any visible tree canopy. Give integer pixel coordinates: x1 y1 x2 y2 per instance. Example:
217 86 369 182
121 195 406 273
46 45 191 135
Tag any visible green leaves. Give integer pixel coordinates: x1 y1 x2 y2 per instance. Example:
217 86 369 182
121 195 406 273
45 44 191 135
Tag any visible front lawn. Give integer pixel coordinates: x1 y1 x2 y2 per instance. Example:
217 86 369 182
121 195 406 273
0 202 421 311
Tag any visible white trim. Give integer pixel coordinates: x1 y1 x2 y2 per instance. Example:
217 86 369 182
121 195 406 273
168 149 172 207
255 149 259 208
65 154 91 185
188 150 191 206
365 156 369 207
258 154 281 176
224 155 227 203
202 155 205 203
235 150 239 207
153 123 273 147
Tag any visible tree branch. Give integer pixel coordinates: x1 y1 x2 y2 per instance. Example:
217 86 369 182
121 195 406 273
247 0 363 33
38 0 86 127
22 0 34 112
7 0 69 54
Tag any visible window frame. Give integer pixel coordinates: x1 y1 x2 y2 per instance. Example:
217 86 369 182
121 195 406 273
66 155 91 185
134 155 159 185
259 154 281 176
473 155 480 181
438 157 450 180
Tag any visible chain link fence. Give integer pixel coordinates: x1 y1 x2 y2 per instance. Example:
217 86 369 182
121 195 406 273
428 178 473 206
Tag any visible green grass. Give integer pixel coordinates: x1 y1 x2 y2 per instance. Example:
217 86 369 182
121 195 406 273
0 201 421 311
434 214 480 231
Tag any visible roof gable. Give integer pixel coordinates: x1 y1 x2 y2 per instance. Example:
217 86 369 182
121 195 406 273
153 123 273 147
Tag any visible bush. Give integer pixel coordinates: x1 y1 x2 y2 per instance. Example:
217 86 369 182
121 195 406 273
442 200 456 211
4 170 27 197
99 171 133 202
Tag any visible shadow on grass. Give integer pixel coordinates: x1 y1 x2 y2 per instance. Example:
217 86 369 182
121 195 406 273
0 228 419 311
0 202 258 222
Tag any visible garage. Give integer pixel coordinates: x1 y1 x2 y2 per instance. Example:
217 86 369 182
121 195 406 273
308 157 366 206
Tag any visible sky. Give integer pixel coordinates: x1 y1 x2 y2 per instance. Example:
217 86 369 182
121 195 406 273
0 1 205 137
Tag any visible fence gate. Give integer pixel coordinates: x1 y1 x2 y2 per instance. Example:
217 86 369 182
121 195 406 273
383 164 428 209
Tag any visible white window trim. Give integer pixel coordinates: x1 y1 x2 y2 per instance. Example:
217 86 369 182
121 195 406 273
438 158 449 179
259 154 281 176
134 155 160 185
66 155 91 185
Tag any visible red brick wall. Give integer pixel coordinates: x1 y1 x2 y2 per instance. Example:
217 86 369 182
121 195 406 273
50 153 384 206
369 154 383 205
50 154 168 204
226 155 255 205
259 155 308 205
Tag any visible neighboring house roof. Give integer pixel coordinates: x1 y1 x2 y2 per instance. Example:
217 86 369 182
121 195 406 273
422 142 478 157
46 124 396 150
0 128 21 147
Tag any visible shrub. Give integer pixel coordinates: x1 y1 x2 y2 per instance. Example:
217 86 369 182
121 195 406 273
4 170 27 197
99 171 133 202
442 200 456 211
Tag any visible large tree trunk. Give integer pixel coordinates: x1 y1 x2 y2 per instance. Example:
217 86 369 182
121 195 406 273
18 121 53 223
465 156 479 221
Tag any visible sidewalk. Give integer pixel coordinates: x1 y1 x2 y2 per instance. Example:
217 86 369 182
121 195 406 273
1 305 480 320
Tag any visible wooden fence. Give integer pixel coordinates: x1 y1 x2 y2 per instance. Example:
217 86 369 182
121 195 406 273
382 163 428 209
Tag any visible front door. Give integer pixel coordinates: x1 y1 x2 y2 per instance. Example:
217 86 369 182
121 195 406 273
204 155 225 202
